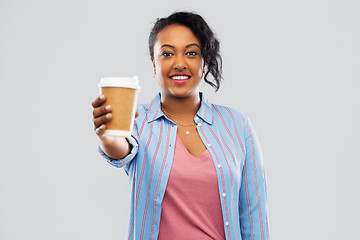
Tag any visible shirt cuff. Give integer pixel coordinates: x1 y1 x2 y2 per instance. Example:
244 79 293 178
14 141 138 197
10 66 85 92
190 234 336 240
98 135 138 169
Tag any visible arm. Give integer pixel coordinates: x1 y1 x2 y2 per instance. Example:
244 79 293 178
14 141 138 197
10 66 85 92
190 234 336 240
239 114 269 240
98 135 131 159
98 135 139 173
92 95 139 169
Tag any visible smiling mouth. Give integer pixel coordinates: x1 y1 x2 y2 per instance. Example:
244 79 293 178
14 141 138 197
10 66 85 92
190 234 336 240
169 74 191 81
170 75 190 80
169 74 191 85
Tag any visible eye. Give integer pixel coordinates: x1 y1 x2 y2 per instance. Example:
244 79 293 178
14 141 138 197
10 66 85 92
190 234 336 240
186 51 198 56
161 52 173 57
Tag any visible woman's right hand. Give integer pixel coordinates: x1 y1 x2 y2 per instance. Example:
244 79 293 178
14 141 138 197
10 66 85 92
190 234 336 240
91 95 139 159
91 95 115 144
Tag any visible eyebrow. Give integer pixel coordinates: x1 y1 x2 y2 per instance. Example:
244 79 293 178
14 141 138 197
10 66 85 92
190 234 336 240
160 43 201 49
186 43 201 49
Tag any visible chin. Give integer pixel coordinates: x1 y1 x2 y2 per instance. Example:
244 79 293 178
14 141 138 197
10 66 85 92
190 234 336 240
168 87 199 98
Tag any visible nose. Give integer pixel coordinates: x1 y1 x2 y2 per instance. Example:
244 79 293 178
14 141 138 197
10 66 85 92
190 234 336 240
174 55 187 70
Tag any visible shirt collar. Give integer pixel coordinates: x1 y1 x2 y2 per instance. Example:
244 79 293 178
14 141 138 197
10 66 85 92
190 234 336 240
146 93 163 123
146 92 213 125
197 92 213 125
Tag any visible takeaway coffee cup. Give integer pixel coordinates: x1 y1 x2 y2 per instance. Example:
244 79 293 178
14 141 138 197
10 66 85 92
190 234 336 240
98 76 140 137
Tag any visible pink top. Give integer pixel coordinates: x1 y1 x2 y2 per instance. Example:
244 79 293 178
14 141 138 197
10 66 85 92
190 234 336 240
158 135 225 240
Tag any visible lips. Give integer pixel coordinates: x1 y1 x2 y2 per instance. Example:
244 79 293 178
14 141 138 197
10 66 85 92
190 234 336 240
169 73 191 84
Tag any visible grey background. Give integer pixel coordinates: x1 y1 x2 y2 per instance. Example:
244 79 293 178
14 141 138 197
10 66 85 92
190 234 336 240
1 0 359 239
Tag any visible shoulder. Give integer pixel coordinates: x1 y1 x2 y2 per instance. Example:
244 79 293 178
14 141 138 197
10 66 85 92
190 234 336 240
133 96 161 131
136 102 150 115
136 93 161 117
210 103 248 130
134 102 150 124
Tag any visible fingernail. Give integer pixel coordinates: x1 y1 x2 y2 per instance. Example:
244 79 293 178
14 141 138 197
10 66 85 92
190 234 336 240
105 105 111 110
99 125 103 130
100 95 105 100
106 113 111 119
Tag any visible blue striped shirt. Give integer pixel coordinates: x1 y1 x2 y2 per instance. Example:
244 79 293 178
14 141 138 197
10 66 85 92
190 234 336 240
99 92 269 240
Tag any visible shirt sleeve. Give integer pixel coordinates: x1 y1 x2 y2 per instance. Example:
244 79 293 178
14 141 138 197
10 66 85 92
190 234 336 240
98 135 139 175
239 114 270 240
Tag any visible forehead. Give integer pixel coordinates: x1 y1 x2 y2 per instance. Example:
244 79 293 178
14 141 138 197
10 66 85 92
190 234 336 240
155 24 200 47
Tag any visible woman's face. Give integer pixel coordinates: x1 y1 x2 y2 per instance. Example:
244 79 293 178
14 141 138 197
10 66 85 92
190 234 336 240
152 24 204 99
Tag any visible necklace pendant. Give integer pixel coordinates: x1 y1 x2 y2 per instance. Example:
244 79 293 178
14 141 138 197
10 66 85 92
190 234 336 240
185 130 190 135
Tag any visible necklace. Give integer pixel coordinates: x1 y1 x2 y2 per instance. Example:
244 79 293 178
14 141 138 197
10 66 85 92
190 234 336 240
161 107 196 135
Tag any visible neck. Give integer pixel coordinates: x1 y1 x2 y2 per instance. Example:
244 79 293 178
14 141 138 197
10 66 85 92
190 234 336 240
160 91 201 118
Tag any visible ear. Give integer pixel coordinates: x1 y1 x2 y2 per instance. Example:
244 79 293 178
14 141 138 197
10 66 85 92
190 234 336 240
201 62 206 78
151 57 156 73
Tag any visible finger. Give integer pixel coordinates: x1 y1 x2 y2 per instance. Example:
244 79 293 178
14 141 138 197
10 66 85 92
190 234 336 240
93 104 112 118
93 113 112 129
95 124 106 136
91 95 106 108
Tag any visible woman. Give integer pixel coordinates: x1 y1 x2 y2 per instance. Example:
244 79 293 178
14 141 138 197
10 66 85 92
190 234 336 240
92 11 269 240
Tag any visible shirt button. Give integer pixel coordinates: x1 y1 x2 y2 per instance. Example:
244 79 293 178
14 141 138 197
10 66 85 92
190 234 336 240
197 123 202 127
222 192 226 197
225 221 229 226
195 117 199 121
217 164 221 168
207 143 211 147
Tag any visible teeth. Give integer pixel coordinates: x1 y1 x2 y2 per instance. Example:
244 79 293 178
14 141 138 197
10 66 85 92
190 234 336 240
171 75 190 80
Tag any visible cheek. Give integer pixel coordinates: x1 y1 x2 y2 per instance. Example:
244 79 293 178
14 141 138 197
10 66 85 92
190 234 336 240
154 60 164 77
194 61 204 77
158 61 172 76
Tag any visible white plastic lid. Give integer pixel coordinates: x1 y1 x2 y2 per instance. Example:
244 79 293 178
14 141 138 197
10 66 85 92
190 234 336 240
98 76 140 89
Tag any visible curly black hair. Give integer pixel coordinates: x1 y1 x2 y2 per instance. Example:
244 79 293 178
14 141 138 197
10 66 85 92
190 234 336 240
149 11 223 91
